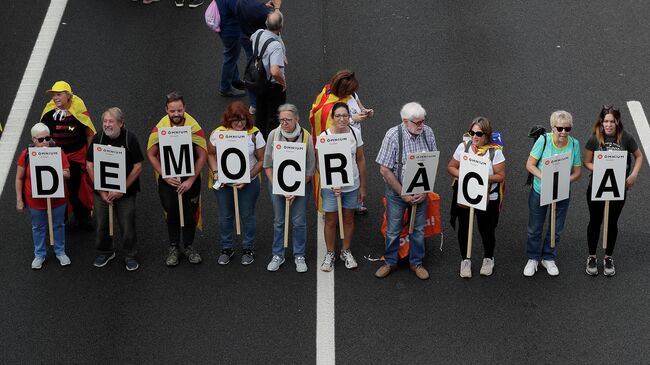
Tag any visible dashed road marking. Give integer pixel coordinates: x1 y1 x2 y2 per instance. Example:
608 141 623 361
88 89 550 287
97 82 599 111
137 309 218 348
627 101 650 167
316 213 335 365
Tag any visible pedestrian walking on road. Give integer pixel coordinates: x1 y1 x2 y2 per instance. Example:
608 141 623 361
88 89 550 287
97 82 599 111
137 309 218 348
86 108 145 272
523 110 582 277
583 105 643 277
15 123 71 269
215 0 247 98
174 0 204 8
207 101 265 266
447 117 505 278
374 102 438 280
146 92 207 267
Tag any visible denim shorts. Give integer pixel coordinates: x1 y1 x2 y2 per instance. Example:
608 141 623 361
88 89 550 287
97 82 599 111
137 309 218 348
321 188 358 212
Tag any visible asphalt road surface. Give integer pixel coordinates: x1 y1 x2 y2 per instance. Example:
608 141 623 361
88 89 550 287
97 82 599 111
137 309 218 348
1 1 649 364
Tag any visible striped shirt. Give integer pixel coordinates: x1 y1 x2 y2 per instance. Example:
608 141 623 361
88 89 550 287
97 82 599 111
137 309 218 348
375 123 437 184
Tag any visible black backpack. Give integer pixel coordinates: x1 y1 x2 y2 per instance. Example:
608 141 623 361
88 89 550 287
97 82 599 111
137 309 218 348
243 31 278 96
526 125 547 185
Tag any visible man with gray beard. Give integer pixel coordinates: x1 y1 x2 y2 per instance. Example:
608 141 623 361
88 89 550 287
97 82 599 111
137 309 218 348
86 107 144 271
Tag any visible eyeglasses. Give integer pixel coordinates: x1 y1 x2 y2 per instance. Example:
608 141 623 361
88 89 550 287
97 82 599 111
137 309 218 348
35 136 52 143
468 130 485 137
333 114 349 119
555 126 572 132
408 119 426 126
279 118 294 124
229 119 246 125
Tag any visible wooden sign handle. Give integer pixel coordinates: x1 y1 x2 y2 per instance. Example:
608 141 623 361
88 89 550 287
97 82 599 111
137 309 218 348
109 204 114 237
178 192 185 227
408 204 417 234
603 201 610 250
337 194 344 239
47 198 54 246
466 206 475 258
234 186 241 235
284 199 290 248
550 202 556 248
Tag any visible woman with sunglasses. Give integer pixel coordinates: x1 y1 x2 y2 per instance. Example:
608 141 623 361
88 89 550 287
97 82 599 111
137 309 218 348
316 102 366 272
524 110 582 277
447 117 505 278
583 106 643 276
15 123 71 269
207 101 266 265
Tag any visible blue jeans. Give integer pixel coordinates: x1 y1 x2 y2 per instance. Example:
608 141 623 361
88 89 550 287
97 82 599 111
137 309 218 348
526 189 570 260
214 178 260 250
29 204 66 257
383 185 427 266
219 35 242 93
241 37 256 108
269 183 311 257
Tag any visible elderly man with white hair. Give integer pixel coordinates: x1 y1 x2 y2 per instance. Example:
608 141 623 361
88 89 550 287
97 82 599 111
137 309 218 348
374 102 438 280
86 108 145 271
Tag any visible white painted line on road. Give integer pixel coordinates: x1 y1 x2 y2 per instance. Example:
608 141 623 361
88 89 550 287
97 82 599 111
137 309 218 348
0 0 68 198
627 101 650 167
316 213 335 365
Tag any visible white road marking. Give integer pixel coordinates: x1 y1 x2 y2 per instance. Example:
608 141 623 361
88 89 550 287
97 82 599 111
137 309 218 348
0 0 68 197
627 101 650 167
316 213 335 365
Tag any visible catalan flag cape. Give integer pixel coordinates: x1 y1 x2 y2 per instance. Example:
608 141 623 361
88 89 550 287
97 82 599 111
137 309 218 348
207 125 261 187
147 113 207 230
308 84 352 211
41 94 95 213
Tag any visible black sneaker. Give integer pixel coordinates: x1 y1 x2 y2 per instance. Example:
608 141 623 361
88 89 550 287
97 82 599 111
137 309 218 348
218 249 234 265
219 88 246 97
231 80 246 90
174 0 184 7
586 256 598 276
241 249 255 265
166 246 180 267
604 257 616 276
94 252 116 268
125 258 139 271
184 245 202 264
188 0 203 8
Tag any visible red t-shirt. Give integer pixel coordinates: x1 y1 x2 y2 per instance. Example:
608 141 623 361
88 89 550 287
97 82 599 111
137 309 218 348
17 149 70 210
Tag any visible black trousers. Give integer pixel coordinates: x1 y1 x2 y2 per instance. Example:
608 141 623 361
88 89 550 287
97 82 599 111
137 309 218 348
255 83 286 138
456 199 500 259
68 160 90 220
586 185 626 256
158 177 201 246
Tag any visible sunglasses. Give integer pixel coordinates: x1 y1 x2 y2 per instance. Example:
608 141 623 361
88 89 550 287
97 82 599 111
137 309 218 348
35 136 52 143
602 105 619 113
468 130 486 137
555 126 572 132
408 119 426 126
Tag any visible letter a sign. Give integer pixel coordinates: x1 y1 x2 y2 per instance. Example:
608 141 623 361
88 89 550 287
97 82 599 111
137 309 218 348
591 151 626 201
158 126 195 178
401 151 439 195
93 144 127 193
540 152 571 206
317 135 353 189
457 153 490 211
272 142 306 196
28 147 64 198
213 130 251 184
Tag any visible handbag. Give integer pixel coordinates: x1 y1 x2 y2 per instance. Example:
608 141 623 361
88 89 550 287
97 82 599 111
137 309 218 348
204 0 221 32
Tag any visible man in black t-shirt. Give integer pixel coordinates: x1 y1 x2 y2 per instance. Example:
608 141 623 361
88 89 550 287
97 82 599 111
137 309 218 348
86 107 144 271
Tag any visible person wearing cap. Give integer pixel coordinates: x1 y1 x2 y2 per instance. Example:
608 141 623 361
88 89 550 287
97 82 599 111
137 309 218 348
146 92 207 267
40 81 96 230
15 123 71 269
86 108 145 271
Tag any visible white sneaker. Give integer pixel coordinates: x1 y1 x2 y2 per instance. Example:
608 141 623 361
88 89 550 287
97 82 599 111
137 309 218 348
523 259 538 277
266 255 285 272
340 249 358 269
320 251 335 272
541 260 559 276
460 259 472 278
56 254 71 266
480 258 494 276
31 256 45 270
294 256 308 273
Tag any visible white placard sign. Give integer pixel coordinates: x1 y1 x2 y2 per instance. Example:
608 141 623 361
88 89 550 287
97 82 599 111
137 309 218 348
213 130 250 184
272 142 306 196
158 126 195 178
457 152 490 211
401 151 440 195
540 152 571 206
317 134 353 189
28 147 65 198
93 144 126 193
591 151 627 201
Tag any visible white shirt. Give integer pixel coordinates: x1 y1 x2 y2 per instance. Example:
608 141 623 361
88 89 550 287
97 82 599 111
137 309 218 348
452 142 505 201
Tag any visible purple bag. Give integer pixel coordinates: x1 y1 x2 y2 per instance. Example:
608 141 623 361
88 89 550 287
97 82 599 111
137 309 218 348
205 0 221 32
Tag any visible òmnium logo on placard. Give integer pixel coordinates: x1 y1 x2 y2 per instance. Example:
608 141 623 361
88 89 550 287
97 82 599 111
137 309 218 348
320 138 325 144
31 151 37 156
409 155 415 160
545 160 550 165
463 155 468 160
598 154 603 159
276 144 282 149
97 146 102 152
219 134 224 139
161 130 167 136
